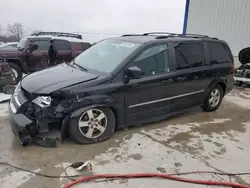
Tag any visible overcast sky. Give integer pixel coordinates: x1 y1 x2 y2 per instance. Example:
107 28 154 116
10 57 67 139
0 0 186 42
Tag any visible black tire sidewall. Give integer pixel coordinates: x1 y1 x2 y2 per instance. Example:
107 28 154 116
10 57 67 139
9 63 22 83
69 107 115 144
203 85 223 111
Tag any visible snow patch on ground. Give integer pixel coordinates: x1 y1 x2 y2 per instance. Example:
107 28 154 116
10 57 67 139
0 169 40 188
0 93 11 103
225 95 250 109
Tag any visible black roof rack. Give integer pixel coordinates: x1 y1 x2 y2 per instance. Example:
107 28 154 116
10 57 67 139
121 34 145 37
31 32 82 39
143 32 176 36
121 32 217 40
144 32 209 38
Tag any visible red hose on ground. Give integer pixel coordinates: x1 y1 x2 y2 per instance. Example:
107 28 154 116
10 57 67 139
62 173 250 188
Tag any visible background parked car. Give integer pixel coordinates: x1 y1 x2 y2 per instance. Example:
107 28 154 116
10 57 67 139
234 47 250 85
0 56 16 94
0 32 91 83
0 42 18 49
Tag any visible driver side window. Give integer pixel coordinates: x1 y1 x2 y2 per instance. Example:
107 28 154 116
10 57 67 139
133 44 169 77
31 40 50 50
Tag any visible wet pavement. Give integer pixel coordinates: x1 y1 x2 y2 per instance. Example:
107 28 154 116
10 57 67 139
1 87 250 188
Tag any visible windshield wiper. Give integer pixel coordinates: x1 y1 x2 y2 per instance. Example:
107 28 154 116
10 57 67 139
72 60 88 71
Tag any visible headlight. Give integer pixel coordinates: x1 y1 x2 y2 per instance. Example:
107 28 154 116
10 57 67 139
33 96 52 108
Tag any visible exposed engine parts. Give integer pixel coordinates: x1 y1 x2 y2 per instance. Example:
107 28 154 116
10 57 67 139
235 64 250 77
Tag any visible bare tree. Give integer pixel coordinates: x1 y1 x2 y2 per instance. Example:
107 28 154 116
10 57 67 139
7 23 24 41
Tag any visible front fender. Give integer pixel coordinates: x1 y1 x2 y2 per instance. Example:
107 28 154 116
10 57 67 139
68 94 116 117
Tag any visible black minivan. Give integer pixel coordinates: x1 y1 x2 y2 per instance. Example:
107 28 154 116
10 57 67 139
9 32 234 145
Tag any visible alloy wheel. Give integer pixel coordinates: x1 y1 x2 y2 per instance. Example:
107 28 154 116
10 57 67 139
78 109 107 139
209 88 221 107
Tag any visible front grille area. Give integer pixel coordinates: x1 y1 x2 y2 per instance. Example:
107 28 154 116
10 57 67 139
21 88 38 100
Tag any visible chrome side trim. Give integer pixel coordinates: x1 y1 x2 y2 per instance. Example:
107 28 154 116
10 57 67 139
129 90 204 108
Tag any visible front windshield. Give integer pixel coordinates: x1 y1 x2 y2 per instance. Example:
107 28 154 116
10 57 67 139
17 39 27 50
73 39 141 73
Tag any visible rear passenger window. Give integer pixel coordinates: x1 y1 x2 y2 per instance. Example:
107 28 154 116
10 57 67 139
174 43 204 69
208 42 231 64
55 40 71 50
133 44 169 77
71 43 83 51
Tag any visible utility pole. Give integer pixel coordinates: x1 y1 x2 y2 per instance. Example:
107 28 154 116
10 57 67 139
61 22 63 32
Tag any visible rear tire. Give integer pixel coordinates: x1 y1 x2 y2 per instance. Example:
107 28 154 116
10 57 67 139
9 63 22 83
201 85 223 112
69 107 115 144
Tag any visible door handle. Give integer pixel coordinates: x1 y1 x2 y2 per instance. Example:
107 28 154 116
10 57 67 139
42 53 46 56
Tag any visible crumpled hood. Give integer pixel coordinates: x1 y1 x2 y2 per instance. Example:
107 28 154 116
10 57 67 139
239 47 250 64
21 63 99 94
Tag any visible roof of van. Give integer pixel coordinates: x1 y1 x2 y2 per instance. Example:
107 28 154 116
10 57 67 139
27 35 85 43
112 33 219 43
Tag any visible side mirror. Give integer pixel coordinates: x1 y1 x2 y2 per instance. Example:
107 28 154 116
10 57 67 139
124 66 142 82
33 44 38 50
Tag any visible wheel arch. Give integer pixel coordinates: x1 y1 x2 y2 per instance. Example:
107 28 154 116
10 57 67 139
70 104 117 120
206 78 227 97
4 58 28 73
217 82 226 96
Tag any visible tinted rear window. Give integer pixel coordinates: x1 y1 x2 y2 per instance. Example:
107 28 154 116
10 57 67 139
174 43 205 69
207 42 232 64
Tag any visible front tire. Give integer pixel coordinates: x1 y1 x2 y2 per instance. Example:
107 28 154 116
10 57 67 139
69 107 115 144
9 63 22 83
201 85 223 112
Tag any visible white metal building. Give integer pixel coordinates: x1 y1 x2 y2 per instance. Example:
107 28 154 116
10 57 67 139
184 0 250 57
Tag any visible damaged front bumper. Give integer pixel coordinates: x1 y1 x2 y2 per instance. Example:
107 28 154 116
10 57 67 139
8 85 69 147
9 99 33 145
